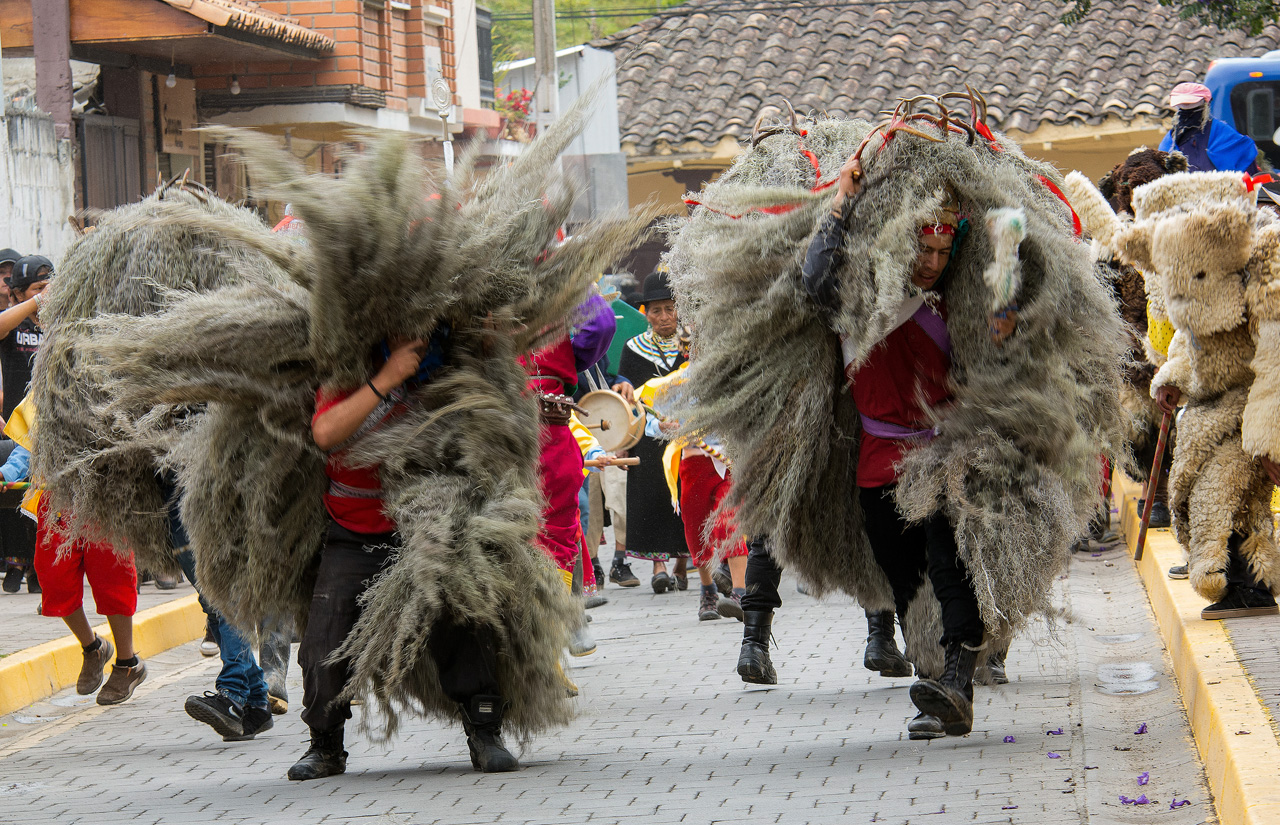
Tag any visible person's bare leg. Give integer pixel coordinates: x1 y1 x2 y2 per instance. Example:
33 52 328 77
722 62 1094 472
105 614 135 660
62 608 96 647
729 555 748 589
652 560 667 576
673 557 687 577
697 564 714 586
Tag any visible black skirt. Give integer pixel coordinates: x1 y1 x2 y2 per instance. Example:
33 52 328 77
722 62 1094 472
624 434 688 560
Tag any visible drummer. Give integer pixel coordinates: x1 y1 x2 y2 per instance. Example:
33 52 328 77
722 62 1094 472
615 268 691 593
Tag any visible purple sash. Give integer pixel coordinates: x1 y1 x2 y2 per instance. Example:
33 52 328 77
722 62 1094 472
859 415 936 441
909 301 950 356
858 302 948 441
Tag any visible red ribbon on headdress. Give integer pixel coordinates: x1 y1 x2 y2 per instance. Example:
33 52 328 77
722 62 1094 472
920 224 956 237
1244 173 1274 192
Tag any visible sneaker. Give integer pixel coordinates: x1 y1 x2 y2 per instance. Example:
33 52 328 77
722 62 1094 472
651 571 673 594
716 591 744 621
200 627 219 657
712 563 733 597
228 705 274 742
1167 564 1189 580
3 565 23 594
185 691 247 740
609 561 640 587
584 592 608 609
568 622 597 657
698 589 720 620
154 574 180 591
1201 586 1279 620
592 560 606 591
97 659 147 705
77 635 114 695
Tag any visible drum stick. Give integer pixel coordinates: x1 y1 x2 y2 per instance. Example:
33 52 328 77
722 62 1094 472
1134 408 1172 562
584 457 640 467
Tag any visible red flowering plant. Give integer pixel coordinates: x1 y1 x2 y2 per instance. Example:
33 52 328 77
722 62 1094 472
495 87 535 141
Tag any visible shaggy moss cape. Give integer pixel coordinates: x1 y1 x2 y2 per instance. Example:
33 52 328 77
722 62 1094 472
75 103 650 740
666 117 1128 658
30 181 288 577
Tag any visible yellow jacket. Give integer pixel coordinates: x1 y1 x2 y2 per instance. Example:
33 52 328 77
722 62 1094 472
636 365 691 510
3 395 41 518
569 412 603 478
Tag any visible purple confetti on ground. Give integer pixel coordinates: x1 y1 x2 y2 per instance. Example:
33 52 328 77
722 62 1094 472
1091 552 1102 557
1047 752 1062 759
1047 727 1064 735
1134 723 1148 735
1001 806 1018 810
1119 794 1151 805
1084 765 1098 770
1003 735 1016 743
1138 772 1149 786
1170 799 1190 809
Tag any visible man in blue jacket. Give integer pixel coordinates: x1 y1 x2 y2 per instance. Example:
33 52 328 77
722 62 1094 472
1160 82 1260 174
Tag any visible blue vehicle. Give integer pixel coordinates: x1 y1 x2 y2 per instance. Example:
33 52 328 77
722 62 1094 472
1204 51 1280 167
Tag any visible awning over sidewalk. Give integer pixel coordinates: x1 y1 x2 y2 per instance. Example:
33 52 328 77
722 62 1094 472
0 0 335 63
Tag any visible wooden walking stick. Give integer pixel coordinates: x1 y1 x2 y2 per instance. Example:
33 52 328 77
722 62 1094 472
1135 408 1173 562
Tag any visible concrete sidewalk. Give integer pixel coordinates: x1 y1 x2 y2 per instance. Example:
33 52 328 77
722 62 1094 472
0 577 198 655
1115 473 1280 825
0 579 204 717
0 547 1210 824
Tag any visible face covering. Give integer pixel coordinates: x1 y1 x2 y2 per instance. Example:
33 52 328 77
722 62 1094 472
1173 104 1208 145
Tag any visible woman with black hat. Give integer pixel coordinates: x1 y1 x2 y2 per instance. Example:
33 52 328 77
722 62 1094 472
616 267 691 592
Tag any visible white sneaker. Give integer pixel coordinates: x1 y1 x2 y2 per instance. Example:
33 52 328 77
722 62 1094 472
200 629 219 657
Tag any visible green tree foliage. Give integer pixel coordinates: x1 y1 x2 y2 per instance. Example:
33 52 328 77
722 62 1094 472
1064 0 1280 35
488 0 686 60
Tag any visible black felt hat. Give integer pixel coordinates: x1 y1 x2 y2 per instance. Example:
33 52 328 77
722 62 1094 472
641 267 673 303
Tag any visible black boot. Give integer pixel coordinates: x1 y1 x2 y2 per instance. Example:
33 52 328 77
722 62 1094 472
986 648 1009 685
459 695 519 773
909 640 980 736
863 611 912 677
287 726 347 781
907 712 946 740
737 610 777 685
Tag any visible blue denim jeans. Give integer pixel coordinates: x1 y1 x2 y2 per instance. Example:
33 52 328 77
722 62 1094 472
578 479 590 541
165 475 269 711
176 549 269 709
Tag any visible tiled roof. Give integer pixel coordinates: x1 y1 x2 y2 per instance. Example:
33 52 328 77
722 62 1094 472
594 0 1280 154
162 0 336 53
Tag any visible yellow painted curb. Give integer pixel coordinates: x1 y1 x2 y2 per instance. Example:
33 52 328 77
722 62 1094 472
0 593 203 718
1116 474 1280 825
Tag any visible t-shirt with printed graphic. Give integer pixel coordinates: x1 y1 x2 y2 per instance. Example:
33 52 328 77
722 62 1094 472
0 319 43 422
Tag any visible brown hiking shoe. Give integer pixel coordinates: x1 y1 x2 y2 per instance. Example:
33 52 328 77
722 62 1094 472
96 659 147 705
77 636 114 695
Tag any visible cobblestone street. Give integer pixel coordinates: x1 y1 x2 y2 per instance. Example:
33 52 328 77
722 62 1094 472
0 542 1212 825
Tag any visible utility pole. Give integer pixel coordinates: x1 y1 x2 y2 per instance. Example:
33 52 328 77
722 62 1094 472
532 0 559 136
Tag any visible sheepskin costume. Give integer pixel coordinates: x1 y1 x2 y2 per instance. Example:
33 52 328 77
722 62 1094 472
29 179 287 577
1094 148 1188 476
1065 169 1280 601
78 103 650 740
665 111 1128 664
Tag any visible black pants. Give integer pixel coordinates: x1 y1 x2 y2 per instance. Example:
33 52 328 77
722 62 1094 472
741 536 783 613
1226 532 1267 591
859 485 984 647
299 520 502 732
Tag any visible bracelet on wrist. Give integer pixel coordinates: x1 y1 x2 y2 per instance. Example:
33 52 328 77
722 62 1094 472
367 379 389 402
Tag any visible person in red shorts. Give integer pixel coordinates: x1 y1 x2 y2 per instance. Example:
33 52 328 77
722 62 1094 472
34 503 145 704
4 395 145 705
